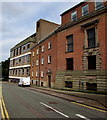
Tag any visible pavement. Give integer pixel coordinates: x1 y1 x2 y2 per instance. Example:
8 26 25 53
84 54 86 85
29 85 107 111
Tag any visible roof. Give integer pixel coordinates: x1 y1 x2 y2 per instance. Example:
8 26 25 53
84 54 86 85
60 1 86 16
31 26 59 50
11 33 36 51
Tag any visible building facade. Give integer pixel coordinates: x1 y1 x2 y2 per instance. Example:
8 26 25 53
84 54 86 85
55 1 107 92
9 33 36 82
9 19 59 83
30 1 107 92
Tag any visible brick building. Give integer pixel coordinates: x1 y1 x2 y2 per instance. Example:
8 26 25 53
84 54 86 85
9 19 59 83
31 1 107 92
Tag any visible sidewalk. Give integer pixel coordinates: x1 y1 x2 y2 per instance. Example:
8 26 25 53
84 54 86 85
29 86 107 111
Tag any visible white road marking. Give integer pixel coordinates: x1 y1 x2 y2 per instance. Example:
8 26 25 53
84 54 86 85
40 102 69 118
76 114 90 120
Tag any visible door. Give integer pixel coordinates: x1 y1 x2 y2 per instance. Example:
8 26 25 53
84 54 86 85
48 75 51 88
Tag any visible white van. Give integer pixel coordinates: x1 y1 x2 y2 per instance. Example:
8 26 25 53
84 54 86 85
18 77 30 86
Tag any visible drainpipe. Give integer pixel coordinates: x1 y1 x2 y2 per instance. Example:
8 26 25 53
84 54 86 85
38 46 41 87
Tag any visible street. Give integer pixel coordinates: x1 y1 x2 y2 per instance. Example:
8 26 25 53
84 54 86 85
2 82 106 119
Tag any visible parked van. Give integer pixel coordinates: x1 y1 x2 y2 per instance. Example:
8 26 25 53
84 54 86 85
18 77 30 86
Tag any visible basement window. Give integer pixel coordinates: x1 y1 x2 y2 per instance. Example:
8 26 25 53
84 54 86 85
65 81 73 88
86 82 97 91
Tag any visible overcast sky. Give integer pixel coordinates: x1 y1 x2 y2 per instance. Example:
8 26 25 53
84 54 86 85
1 0 83 62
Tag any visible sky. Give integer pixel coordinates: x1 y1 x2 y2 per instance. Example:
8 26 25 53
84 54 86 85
0 0 84 62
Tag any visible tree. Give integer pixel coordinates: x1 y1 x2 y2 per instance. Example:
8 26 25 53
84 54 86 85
0 58 10 80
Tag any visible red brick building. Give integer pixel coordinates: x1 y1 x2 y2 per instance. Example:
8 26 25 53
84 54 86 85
30 1 107 92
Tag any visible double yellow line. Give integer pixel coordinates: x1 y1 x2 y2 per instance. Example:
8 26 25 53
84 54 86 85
0 98 10 120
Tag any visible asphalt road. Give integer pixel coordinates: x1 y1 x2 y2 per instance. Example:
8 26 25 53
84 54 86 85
2 83 106 119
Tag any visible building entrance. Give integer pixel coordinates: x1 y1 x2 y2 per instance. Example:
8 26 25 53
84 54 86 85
48 75 51 88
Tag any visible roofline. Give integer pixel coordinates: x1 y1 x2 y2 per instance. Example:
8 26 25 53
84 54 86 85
60 1 86 16
31 26 60 50
37 18 60 26
10 33 36 51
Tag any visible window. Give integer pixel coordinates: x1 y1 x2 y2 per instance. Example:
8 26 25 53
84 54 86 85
19 58 21 62
20 46 22 54
41 57 44 65
95 2 103 10
32 61 34 66
65 81 73 88
14 50 15 56
36 60 39 66
87 28 96 48
16 70 17 75
27 44 30 49
41 71 44 78
66 58 73 70
26 68 29 75
86 82 97 91
82 4 89 16
26 55 30 62
36 71 38 77
42 45 45 52
37 49 39 55
19 69 20 75
16 48 18 56
23 46 25 51
22 68 24 75
48 55 51 64
88 56 96 70
71 11 77 21
32 52 34 56
41 82 44 87
66 35 73 52
32 71 34 77
48 42 52 50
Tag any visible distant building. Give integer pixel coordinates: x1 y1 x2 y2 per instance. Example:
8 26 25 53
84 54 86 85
9 19 59 83
30 1 107 92
9 33 36 82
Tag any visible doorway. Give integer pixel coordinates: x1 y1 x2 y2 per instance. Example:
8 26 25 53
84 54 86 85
48 75 51 88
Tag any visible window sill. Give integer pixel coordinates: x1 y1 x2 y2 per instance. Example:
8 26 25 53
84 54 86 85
83 46 98 50
65 51 74 53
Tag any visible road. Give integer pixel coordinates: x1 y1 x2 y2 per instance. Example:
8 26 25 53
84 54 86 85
2 82 106 119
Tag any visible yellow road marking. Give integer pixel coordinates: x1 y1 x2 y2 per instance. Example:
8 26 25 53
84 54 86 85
71 101 107 113
1 98 10 120
1 99 5 119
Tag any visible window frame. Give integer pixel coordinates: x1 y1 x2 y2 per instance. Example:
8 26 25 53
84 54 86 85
37 49 39 55
95 2 103 10
48 55 51 64
41 45 45 53
71 11 77 21
36 71 38 77
41 57 44 65
82 4 89 16
66 58 73 70
87 27 96 48
41 71 44 78
48 42 52 50
36 59 39 66
66 35 74 53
